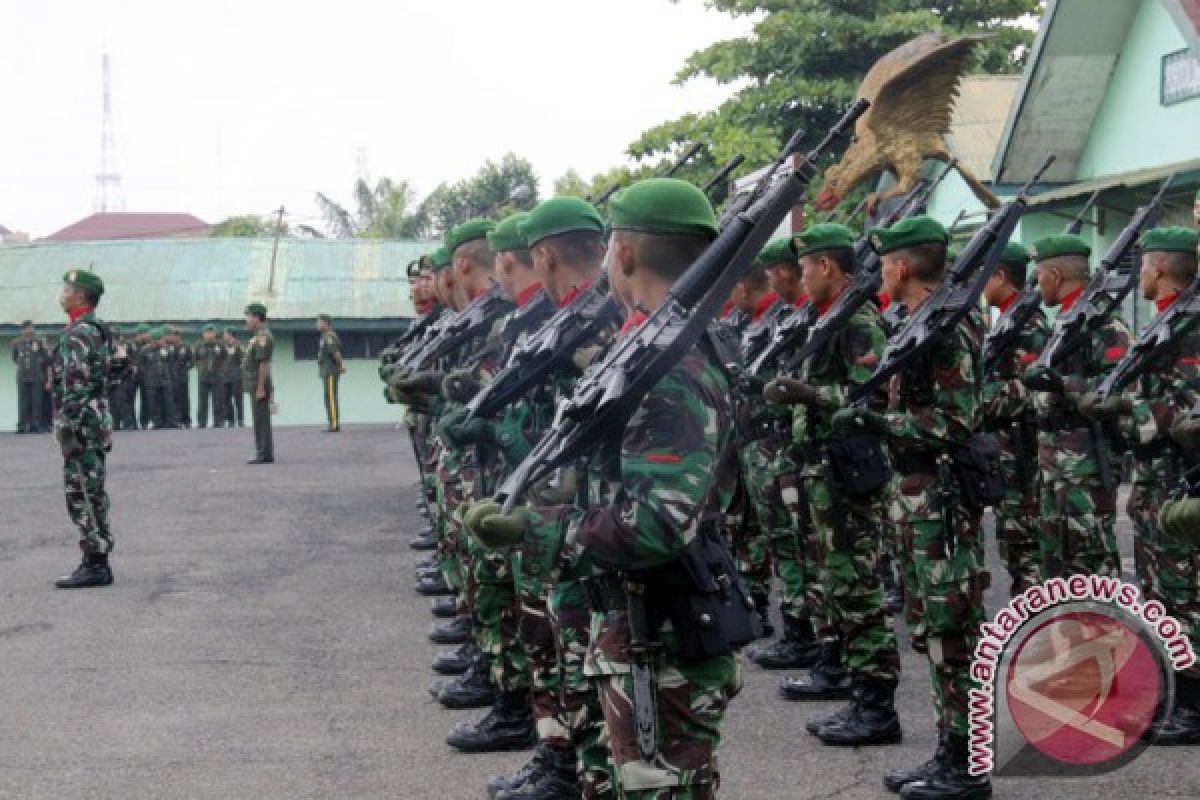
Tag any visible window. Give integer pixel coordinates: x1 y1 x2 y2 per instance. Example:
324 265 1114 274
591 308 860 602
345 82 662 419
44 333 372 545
1162 49 1200 106
294 331 404 360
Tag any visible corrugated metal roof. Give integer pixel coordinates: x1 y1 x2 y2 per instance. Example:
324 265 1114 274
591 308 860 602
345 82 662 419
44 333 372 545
946 76 1019 181
1025 156 1200 206
0 237 427 328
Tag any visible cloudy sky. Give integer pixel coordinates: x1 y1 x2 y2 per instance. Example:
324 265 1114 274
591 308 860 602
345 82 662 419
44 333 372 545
0 0 752 237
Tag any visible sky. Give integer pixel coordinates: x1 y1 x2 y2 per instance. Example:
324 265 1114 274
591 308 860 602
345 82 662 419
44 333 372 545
0 0 753 238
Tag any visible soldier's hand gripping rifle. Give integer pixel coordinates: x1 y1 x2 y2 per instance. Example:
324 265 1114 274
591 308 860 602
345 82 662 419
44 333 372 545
494 100 869 514
590 142 706 207
1029 175 1174 380
749 159 959 376
847 155 1057 406
983 190 1101 373
1093 272 1200 401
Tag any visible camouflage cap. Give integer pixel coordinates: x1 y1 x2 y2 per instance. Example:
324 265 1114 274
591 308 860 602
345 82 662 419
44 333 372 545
488 211 532 254
791 223 855 259
1140 226 1199 254
1000 241 1031 266
518 197 604 248
63 269 104 295
1030 234 1091 263
446 218 496 256
754 237 797 267
868 215 948 255
244 302 268 317
609 178 718 238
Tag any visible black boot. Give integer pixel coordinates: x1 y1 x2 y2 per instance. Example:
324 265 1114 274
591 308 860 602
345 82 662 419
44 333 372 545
884 730 947 793
446 689 536 753
496 744 580 800
54 554 114 589
410 528 437 551
1145 677 1200 745
433 641 479 676
487 744 557 799
751 591 775 639
431 596 459 619
429 616 472 645
416 572 455 596
415 557 438 572
779 639 851 701
899 733 991 800
748 616 820 670
805 700 854 736
817 679 902 746
436 652 496 709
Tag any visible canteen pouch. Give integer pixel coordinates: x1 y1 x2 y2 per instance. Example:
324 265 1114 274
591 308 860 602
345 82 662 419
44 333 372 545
950 433 1005 510
646 527 761 660
828 434 892 497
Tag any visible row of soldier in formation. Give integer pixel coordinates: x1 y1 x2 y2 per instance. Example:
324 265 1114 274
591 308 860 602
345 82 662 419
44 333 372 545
378 174 1199 800
11 321 248 433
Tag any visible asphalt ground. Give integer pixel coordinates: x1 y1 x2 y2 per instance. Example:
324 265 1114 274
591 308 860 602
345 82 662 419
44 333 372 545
0 424 1195 799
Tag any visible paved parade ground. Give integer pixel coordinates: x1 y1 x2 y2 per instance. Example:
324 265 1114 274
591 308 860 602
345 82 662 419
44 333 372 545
0 425 1195 800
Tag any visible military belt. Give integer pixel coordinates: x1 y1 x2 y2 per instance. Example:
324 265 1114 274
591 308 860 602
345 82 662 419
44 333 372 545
1038 412 1090 432
892 451 938 475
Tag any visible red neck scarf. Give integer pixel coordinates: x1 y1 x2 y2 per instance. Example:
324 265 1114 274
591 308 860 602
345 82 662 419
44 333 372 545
996 291 1019 314
514 283 544 308
751 291 780 322
67 306 93 325
558 279 594 309
1156 291 1180 313
1059 286 1084 312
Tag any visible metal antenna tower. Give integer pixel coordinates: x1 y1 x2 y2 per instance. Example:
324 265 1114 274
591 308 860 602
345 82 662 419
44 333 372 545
95 53 124 212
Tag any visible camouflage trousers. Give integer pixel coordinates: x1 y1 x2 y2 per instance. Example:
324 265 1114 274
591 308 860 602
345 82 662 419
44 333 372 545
729 478 771 599
597 655 740 799
773 463 815 627
471 543 529 692
1130 466 1200 680
1037 432 1120 580
514 552 565 741
64 448 112 555
435 449 473 608
806 470 899 683
994 426 1041 594
891 470 987 737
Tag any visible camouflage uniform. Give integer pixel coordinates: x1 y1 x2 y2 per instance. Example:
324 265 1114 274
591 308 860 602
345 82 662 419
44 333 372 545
883 316 986 738
1033 304 1131 579
791 301 900 683
52 310 115 556
526 339 740 800
982 300 1048 593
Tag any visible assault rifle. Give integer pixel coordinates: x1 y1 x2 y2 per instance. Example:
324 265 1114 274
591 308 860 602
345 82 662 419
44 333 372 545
751 159 959 376
1031 175 1174 374
703 154 746 196
717 128 810 229
494 100 869 513
398 284 514 373
982 190 1101 373
395 304 446 351
848 154 1057 405
1093 273 1200 401
589 142 706 207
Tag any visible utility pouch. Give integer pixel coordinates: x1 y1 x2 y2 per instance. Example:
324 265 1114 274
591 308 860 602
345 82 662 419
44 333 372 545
827 434 892 497
950 433 1005 510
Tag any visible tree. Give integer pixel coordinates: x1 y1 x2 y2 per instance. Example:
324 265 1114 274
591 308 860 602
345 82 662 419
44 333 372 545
315 177 428 239
627 1 1041 197
418 154 540 235
210 214 277 237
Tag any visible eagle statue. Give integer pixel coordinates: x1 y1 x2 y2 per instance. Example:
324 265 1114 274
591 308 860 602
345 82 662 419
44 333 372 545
814 32 1000 213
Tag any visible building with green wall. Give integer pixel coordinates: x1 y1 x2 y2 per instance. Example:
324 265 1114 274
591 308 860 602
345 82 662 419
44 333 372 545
0 238 426 432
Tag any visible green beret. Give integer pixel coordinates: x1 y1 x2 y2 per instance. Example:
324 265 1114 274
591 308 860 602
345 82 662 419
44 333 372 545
999 241 1031 266
1140 226 1199 254
446 218 496 255
792 223 856 259
868 215 949 255
318 314 332 324
429 247 451 272
135 323 150 335
519 197 604 248
149 326 166 339
1030 234 1091 263
244 302 268 317
755 237 797 267
488 212 531 254
63 269 104 295
609 178 718 238
203 324 217 333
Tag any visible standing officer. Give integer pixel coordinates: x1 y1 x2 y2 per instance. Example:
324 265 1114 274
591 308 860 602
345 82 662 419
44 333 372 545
222 328 246 428
52 269 116 589
12 320 49 433
243 303 274 464
317 314 345 432
168 325 194 428
143 327 178 429
132 323 151 429
194 325 226 428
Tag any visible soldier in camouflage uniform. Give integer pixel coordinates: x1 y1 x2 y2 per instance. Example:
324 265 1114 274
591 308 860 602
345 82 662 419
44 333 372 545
11 320 50 433
194 325 226 428
833 216 990 800
52 269 117 589
470 178 741 800
764 223 901 745
1023 234 1131 580
980 242 1048 594
1079 226 1200 744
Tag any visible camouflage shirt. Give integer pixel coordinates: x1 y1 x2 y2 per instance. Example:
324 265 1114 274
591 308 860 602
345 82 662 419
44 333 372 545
52 311 113 452
982 299 1049 422
1127 298 1200 465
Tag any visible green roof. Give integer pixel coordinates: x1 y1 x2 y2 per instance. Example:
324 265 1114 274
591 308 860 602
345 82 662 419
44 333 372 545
0 237 428 331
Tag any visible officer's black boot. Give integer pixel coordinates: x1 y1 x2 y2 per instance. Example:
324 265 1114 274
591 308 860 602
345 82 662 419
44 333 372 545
899 733 991 800
433 641 479 675
446 689 536 753
748 616 820 670
487 743 556 798
436 651 496 710
54 553 114 589
416 571 455 596
751 591 775 639
884 729 947 793
496 743 580 800
429 615 472 645
431 596 459 619
780 638 852 700
817 678 902 746
1146 676 1200 745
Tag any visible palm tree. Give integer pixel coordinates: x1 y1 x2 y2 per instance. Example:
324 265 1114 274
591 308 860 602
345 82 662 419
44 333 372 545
315 178 429 239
